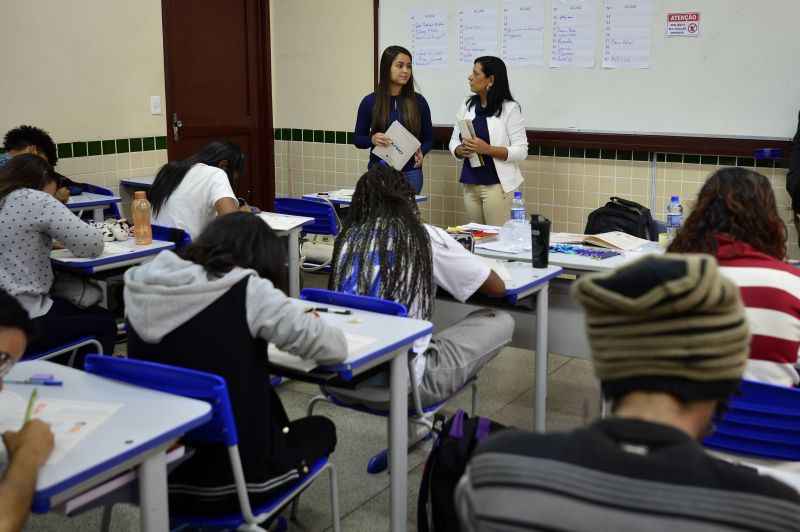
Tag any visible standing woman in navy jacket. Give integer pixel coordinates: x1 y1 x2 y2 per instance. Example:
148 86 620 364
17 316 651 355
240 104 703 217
353 45 433 194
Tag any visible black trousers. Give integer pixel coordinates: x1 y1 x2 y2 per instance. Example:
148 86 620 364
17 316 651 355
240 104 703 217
26 298 117 364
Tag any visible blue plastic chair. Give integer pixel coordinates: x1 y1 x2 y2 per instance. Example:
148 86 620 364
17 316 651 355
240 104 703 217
300 288 479 475
151 224 192 251
83 355 341 532
23 336 103 367
704 379 800 461
274 197 340 273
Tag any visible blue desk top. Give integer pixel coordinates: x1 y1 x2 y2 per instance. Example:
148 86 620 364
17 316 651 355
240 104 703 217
66 192 122 209
303 192 428 206
51 240 174 274
4 360 211 513
500 263 563 304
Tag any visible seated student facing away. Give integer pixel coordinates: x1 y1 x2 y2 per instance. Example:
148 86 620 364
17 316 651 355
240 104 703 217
669 167 800 387
150 140 245 240
0 289 55 532
123 212 347 515
1 125 69 204
327 164 513 409
0 155 117 358
457 254 800 532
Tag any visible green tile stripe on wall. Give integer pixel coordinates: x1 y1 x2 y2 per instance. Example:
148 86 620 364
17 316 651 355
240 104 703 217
52 136 168 158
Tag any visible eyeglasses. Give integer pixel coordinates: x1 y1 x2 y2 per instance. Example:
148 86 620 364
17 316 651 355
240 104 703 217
0 351 15 380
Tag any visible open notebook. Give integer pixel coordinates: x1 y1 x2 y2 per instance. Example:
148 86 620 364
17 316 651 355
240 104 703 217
551 231 651 251
267 332 377 373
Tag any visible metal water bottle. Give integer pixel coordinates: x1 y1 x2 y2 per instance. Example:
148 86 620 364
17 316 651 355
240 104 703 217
530 214 551 268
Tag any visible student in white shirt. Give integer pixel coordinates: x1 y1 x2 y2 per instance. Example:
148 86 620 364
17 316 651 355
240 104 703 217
150 141 243 239
328 164 514 408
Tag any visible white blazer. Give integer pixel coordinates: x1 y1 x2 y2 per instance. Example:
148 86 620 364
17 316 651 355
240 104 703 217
448 99 528 193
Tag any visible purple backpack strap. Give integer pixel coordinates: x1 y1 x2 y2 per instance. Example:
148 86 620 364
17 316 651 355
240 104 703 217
448 410 466 439
476 417 492 442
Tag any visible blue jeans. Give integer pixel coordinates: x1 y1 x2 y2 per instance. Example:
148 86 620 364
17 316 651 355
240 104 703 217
403 168 423 194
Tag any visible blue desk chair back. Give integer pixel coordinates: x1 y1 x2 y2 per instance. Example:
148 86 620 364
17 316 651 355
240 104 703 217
83 355 341 532
151 224 192 251
300 288 479 475
274 197 340 273
704 379 800 461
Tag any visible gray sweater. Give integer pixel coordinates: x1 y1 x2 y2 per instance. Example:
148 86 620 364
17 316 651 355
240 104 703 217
0 189 104 317
124 251 347 365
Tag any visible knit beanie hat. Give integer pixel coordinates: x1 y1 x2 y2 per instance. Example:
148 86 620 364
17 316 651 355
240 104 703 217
572 253 750 402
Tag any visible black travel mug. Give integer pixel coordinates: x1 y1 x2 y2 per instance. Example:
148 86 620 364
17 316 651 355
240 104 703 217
530 214 551 268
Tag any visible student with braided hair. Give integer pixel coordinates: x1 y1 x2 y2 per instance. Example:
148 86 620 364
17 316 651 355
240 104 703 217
327 164 514 409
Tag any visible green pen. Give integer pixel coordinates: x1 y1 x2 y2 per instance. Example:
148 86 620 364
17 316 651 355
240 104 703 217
23 388 38 424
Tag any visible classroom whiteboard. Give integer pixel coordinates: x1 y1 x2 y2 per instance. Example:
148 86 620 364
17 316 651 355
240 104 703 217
379 0 800 139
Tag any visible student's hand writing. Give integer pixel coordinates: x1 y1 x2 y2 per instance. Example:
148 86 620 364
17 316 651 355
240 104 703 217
3 420 54 467
455 144 475 159
463 138 490 155
414 148 423 168
371 133 392 147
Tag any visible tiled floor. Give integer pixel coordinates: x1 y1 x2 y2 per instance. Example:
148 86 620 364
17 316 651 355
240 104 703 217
23 347 600 532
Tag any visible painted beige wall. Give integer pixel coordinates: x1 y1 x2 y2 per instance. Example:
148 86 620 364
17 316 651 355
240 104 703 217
0 0 166 141
271 0 373 131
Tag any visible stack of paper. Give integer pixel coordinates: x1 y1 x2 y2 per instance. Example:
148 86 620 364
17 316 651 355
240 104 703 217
371 121 421 171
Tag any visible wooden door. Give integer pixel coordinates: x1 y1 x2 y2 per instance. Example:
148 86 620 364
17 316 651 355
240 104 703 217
161 0 274 209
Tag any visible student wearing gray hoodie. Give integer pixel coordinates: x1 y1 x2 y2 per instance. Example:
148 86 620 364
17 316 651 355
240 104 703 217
123 212 347 515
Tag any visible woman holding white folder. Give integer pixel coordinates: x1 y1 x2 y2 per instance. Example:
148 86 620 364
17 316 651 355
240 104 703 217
353 45 433 194
450 56 528 226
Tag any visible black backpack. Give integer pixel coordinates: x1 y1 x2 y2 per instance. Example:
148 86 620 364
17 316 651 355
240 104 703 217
417 410 506 532
584 196 658 241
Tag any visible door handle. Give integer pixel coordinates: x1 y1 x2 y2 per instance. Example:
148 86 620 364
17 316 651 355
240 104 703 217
172 112 183 142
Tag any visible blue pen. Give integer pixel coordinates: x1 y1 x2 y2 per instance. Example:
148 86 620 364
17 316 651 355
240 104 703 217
4 377 62 386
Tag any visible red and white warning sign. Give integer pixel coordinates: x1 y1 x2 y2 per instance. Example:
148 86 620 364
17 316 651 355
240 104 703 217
665 12 701 37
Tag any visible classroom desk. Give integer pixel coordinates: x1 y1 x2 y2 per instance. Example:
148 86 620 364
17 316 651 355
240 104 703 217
475 243 661 359
267 299 432 532
434 262 562 432
51 239 175 275
4 360 211 532
303 191 428 206
257 212 314 297
119 176 155 189
66 192 122 222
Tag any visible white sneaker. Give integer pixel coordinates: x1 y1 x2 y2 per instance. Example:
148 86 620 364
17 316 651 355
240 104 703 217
93 222 114 242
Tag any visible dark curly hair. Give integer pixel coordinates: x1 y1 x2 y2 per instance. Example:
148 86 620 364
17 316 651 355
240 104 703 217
329 164 433 318
668 167 786 260
3 125 58 167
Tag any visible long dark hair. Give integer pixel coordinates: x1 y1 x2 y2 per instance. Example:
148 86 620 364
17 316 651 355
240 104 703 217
371 46 421 138
467 56 517 118
668 167 787 260
329 164 433 318
0 154 56 204
150 141 245 215
181 212 284 282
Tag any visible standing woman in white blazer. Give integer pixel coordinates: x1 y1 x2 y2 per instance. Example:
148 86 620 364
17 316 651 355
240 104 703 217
449 56 528 226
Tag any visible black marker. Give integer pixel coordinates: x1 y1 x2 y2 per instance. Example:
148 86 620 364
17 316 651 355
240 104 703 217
305 307 352 315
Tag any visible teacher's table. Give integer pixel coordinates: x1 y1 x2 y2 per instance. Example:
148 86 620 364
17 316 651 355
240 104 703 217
266 299 432 532
3 360 211 532
475 243 660 359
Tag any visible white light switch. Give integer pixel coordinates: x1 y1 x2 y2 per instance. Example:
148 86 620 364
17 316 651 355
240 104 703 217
150 96 162 115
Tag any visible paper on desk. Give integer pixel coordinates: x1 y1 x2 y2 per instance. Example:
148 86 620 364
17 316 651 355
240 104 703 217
477 256 512 283
268 332 377 372
258 212 312 232
475 239 525 254
0 390 121 464
371 121 421 171
457 119 484 167
460 222 499 233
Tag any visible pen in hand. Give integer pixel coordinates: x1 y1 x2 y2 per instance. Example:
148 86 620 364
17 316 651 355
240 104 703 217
304 307 352 315
23 388 38 425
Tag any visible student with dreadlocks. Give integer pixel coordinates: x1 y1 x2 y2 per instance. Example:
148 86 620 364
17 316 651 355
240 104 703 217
327 164 514 409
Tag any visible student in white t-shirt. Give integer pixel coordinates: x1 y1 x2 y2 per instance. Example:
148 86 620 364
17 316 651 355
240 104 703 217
327 164 514 408
150 141 244 239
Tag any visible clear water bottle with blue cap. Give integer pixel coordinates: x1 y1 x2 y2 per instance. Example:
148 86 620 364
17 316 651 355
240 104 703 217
665 195 683 241
500 190 529 252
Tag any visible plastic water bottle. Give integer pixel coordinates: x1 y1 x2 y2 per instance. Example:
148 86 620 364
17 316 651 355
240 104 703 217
505 191 529 252
132 191 153 245
665 195 684 242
